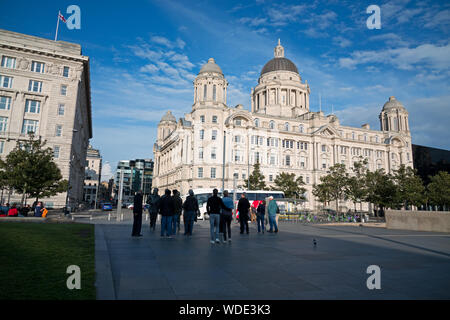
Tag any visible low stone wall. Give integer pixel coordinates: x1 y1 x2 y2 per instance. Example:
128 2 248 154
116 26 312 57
385 210 450 233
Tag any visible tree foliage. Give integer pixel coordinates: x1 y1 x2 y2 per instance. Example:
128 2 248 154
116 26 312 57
244 162 267 190
312 183 331 208
347 158 369 212
392 164 426 208
0 134 68 204
365 169 400 213
427 171 450 209
272 172 306 199
317 163 349 213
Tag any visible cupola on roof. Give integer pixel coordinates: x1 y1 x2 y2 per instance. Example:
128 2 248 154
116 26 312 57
382 96 407 112
198 58 223 75
160 110 176 122
261 39 299 76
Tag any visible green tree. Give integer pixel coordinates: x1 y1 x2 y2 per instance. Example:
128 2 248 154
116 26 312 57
365 169 400 215
272 172 306 199
244 162 267 190
392 165 426 209
346 158 369 212
318 163 349 213
427 171 450 210
0 170 8 203
312 183 332 209
0 134 68 205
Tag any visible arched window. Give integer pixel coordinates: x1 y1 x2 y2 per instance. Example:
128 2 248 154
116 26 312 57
269 121 275 130
375 136 379 143
203 84 207 100
352 132 355 140
213 84 216 101
284 122 289 131
254 118 259 127
393 117 398 131
299 124 304 133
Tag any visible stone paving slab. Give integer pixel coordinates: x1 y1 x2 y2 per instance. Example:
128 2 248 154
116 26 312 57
94 220 450 300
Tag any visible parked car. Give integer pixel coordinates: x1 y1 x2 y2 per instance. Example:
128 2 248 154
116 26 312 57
102 203 113 211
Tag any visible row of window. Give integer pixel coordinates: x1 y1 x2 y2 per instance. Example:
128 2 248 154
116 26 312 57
235 118 306 133
1 56 70 77
199 129 218 140
0 75 68 95
200 115 218 123
0 116 64 136
0 96 65 115
0 140 60 158
196 166 312 184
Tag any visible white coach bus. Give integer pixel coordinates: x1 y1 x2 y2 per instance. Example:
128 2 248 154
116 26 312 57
182 189 285 220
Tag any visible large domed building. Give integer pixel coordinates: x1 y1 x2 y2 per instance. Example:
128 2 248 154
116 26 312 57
152 41 413 210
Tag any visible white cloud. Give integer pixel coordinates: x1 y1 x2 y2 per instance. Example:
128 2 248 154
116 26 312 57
150 36 186 49
333 36 352 48
140 64 159 73
267 4 307 26
339 43 450 71
368 33 409 47
239 17 267 27
101 162 113 181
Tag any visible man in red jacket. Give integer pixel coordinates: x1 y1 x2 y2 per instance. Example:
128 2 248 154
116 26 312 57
8 204 18 217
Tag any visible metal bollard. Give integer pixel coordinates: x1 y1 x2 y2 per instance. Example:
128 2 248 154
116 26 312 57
108 213 111 221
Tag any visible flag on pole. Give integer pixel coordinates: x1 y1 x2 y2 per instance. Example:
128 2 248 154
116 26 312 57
58 12 67 23
55 10 66 41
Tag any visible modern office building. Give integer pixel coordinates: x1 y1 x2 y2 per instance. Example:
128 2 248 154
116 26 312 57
83 145 102 207
152 40 414 210
0 29 92 208
412 144 450 184
114 159 154 204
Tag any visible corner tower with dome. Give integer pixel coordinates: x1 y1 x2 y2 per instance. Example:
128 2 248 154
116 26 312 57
152 41 413 211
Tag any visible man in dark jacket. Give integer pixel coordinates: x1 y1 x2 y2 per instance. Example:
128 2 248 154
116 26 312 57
147 188 160 231
172 190 182 235
159 189 175 238
132 190 143 237
237 193 251 234
207 189 227 244
182 189 199 236
256 200 266 233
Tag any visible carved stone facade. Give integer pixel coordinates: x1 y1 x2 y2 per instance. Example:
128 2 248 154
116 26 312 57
152 41 413 210
0 29 92 208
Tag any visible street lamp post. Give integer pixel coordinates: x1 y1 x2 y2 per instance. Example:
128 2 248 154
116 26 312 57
65 129 78 215
117 169 124 221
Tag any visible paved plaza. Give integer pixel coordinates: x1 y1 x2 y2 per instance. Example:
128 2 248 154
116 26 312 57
94 216 450 300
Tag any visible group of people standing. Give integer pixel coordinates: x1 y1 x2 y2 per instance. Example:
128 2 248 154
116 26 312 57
0 202 47 217
131 188 280 243
131 188 198 238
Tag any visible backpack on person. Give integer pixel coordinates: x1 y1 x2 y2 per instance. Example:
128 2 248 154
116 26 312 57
41 208 48 218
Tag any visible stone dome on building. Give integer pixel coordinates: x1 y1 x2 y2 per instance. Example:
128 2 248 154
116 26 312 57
198 58 223 75
382 96 407 112
160 110 176 122
260 39 299 76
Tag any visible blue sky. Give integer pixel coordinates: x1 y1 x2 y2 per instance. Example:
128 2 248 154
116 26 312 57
1 0 449 180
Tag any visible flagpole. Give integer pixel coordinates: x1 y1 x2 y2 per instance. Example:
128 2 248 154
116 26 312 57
55 10 60 41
